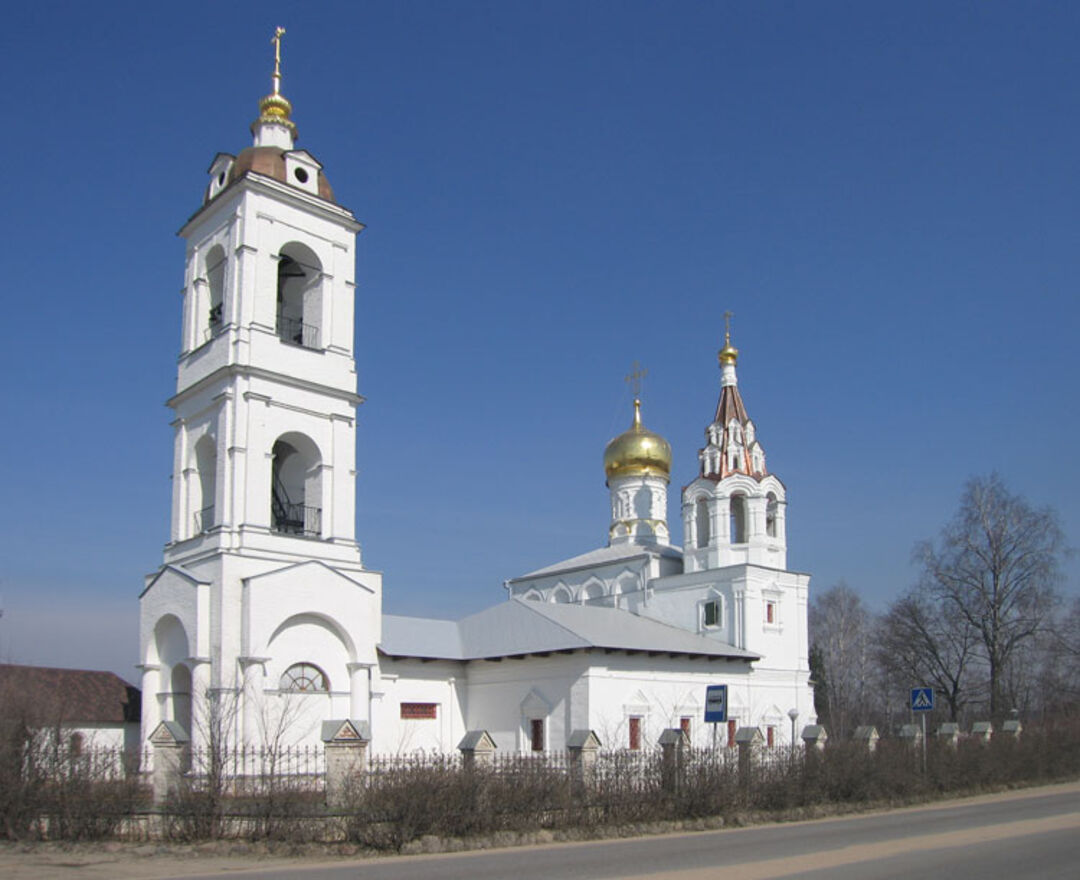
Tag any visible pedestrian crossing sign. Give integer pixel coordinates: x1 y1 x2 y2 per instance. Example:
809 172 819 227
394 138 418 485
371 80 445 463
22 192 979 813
911 687 934 712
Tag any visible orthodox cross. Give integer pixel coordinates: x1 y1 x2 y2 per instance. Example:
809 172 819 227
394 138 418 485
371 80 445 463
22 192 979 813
625 361 647 400
271 26 286 95
723 310 734 345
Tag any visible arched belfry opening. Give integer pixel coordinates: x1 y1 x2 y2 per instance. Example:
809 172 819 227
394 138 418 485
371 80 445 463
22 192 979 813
205 245 226 339
766 492 778 538
695 496 710 548
730 493 748 544
193 434 217 533
271 432 322 537
276 243 322 349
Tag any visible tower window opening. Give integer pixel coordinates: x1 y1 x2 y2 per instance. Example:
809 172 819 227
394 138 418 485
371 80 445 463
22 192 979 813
203 246 227 342
766 493 778 538
695 497 710 548
276 247 322 350
730 493 748 544
193 434 217 534
271 436 322 538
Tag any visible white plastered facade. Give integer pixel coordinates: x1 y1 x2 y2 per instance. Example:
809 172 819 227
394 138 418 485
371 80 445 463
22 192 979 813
138 85 814 760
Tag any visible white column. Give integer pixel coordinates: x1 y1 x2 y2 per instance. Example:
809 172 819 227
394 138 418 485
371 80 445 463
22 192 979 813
139 664 161 743
347 662 371 722
239 658 266 746
189 658 212 751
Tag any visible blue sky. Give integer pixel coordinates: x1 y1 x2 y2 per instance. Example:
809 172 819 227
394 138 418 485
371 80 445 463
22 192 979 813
1 2 1077 681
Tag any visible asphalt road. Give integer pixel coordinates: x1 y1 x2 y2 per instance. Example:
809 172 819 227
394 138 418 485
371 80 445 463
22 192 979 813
171 784 1080 880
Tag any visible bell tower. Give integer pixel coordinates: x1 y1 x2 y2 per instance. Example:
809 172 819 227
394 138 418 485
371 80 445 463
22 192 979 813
140 30 383 751
168 27 363 561
681 323 788 572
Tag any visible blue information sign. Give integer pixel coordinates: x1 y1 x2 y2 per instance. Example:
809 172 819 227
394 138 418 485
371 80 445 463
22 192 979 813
910 687 934 712
704 685 728 723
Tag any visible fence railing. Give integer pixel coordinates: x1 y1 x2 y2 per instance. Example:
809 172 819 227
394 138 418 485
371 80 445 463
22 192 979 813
193 505 215 533
276 314 320 350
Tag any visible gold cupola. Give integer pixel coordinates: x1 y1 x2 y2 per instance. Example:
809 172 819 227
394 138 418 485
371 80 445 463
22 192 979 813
251 27 298 140
603 399 672 484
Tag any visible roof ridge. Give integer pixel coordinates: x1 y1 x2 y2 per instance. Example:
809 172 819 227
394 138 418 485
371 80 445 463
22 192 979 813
509 597 593 645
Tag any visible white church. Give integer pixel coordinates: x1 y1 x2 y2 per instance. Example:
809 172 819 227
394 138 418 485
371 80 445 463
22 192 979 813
138 40 815 757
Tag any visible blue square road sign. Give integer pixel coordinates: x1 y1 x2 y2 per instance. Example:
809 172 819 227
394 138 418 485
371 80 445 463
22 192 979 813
911 687 934 712
704 685 728 723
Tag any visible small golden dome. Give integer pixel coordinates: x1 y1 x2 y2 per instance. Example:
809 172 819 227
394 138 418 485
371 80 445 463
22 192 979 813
604 399 672 483
252 92 297 137
718 337 738 366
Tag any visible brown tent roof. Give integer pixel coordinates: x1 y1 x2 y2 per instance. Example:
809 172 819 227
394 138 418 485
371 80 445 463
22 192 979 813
0 664 140 725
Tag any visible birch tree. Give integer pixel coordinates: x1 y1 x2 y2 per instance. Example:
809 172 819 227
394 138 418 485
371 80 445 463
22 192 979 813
913 474 1063 719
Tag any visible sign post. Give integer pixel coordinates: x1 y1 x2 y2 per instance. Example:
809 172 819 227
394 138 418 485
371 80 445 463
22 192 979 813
704 685 728 751
910 687 934 774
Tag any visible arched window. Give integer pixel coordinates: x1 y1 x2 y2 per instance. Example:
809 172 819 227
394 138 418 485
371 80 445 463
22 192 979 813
766 493 778 538
276 243 322 349
551 586 573 604
695 497 710 548
193 434 216 533
730 493 748 544
271 434 322 537
279 662 329 693
206 246 226 337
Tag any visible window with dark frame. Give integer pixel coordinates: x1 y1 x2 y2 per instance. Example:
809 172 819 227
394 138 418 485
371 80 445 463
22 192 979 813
530 718 545 752
703 599 720 627
400 702 438 720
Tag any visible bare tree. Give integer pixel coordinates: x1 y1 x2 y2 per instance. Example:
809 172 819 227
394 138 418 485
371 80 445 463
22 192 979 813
876 589 979 721
809 582 874 739
913 474 1064 720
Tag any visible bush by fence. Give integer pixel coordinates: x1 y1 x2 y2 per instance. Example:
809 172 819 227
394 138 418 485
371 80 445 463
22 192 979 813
2 719 1079 846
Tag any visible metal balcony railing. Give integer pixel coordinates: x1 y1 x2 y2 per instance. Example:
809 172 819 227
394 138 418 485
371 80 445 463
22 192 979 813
194 505 215 533
272 503 322 538
276 314 320 349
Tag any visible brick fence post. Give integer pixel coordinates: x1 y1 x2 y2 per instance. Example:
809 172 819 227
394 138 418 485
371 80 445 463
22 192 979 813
321 720 370 808
149 721 190 805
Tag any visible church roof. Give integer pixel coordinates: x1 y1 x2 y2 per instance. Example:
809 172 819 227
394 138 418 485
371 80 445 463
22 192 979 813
0 664 141 725
380 599 757 662
511 542 682 581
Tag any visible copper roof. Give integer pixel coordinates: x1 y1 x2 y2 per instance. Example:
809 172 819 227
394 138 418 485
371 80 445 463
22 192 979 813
0 664 140 725
225 146 335 203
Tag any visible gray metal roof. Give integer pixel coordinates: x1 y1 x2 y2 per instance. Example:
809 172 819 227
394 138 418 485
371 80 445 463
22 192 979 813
380 598 757 662
512 543 683 581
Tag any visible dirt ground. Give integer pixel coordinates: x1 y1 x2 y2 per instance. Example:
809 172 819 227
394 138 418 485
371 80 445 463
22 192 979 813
1 781 1077 880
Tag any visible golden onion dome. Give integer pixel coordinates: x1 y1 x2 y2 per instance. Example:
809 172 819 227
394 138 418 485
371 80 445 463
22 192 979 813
718 338 739 366
603 399 672 483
